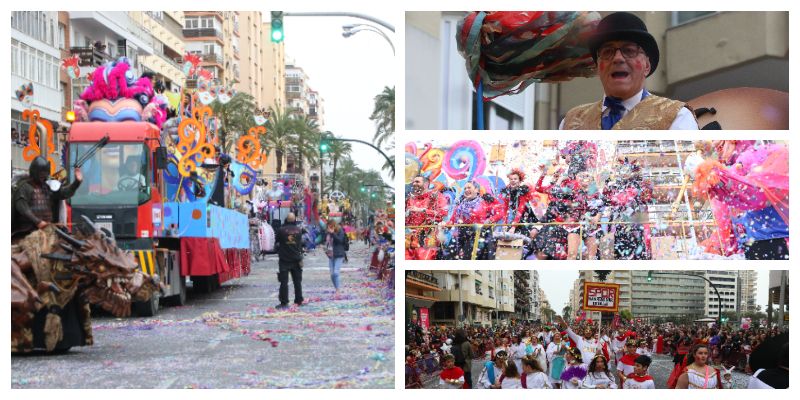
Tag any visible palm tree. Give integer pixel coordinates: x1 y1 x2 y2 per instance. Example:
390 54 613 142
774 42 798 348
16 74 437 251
326 136 352 191
562 305 573 321
370 86 394 149
263 105 297 174
290 115 321 173
210 93 256 153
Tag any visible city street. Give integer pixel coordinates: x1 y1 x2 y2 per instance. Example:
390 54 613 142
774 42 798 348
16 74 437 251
11 243 394 389
421 354 751 389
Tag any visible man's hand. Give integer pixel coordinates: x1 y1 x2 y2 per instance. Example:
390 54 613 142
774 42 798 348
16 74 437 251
37 220 48 229
74 167 83 182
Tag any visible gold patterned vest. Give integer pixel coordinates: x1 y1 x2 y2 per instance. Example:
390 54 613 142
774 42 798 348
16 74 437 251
562 95 689 130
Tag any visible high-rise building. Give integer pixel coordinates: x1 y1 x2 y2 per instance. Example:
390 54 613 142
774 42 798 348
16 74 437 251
631 270 706 322
738 270 759 313
425 270 514 327
513 270 532 320
704 270 739 318
130 12 185 92
530 270 541 321
183 12 226 83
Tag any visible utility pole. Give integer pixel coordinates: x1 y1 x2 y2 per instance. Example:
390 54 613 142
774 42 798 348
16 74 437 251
458 272 463 328
778 270 787 329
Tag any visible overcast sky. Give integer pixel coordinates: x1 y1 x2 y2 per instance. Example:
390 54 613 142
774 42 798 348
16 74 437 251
275 10 396 186
539 270 773 315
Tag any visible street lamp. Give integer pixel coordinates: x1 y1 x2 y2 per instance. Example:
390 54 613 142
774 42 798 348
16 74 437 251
342 23 395 55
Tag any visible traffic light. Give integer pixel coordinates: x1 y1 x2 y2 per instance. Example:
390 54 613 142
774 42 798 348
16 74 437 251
370 192 377 198
320 135 331 153
360 186 367 193
646 271 653 282
270 11 284 43
720 316 728 323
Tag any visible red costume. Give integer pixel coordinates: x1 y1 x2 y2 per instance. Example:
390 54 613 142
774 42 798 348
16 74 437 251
406 190 448 260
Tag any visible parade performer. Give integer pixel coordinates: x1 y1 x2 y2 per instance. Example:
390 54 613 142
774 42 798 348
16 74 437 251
622 355 656 389
448 181 504 260
405 175 447 260
12 157 82 240
611 327 629 364
521 356 552 389
691 140 789 260
636 339 651 357
498 168 537 236
603 158 653 259
529 165 569 259
617 338 639 385
510 336 527 373
583 354 618 389
675 344 732 389
500 361 523 389
528 336 547 376
560 12 698 130
478 350 508 389
560 347 588 389
559 317 601 368
547 332 568 388
439 354 466 389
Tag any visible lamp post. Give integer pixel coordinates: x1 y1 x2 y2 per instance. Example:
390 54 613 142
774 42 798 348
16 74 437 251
342 23 395 55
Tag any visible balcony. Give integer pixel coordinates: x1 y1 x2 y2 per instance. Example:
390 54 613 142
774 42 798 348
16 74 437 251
183 28 224 41
200 53 224 66
70 46 114 67
406 271 440 289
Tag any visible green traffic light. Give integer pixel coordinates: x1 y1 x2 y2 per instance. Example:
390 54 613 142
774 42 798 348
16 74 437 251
360 187 366 192
646 271 653 282
370 193 376 198
270 11 284 43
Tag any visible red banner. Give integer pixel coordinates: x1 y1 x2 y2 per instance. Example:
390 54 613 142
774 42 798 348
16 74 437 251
583 282 620 312
419 308 430 329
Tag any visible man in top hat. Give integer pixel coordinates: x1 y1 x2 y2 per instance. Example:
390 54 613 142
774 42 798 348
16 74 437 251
560 12 698 130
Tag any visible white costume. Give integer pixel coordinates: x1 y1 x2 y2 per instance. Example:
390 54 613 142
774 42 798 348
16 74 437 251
522 371 552 389
477 364 504 389
622 376 655 389
582 372 618 389
685 366 731 389
500 377 523 389
510 343 527 373
566 327 600 368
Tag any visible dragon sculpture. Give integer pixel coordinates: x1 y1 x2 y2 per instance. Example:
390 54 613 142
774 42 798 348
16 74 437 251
11 216 160 353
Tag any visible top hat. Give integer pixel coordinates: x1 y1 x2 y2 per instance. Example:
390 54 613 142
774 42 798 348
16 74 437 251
588 12 659 77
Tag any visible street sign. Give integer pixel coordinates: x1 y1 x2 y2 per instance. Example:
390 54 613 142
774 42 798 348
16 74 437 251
583 282 620 312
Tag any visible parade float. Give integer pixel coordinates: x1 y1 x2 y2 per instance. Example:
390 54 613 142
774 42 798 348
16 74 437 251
62 56 257 315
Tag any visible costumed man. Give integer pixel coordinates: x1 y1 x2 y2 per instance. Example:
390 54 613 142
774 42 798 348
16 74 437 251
12 156 83 240
558 316 601 369
274 213 304 309
560 12 698 130
405 175 447 260
11 156 85 352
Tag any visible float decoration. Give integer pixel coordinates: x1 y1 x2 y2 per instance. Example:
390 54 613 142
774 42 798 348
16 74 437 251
21 109 57 175
457 11 601 100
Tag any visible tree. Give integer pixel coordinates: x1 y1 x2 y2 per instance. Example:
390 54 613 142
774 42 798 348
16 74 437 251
620 309 633 322
289 115 321 173
325 137 352 191
369 86 394 149
562 305 573 320
210 93 256 153
263 105 297 174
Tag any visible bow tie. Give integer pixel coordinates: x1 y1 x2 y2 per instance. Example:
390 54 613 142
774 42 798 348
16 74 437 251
601 97 626 130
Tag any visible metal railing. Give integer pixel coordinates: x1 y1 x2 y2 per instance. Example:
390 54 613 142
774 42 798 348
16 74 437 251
406 219 720 260
183 28 224 40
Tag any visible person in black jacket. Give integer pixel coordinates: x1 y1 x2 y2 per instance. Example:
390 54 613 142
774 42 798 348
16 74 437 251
274 213 305 309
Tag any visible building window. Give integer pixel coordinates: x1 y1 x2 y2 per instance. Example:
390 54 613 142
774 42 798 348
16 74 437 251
671 11 716 26
58 23 66 49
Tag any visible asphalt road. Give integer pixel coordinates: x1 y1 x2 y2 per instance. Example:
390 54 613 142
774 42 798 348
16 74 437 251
423 353 751 389
11 243 394 389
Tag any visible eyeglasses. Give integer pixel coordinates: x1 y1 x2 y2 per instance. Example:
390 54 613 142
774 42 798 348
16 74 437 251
598 44 643 60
